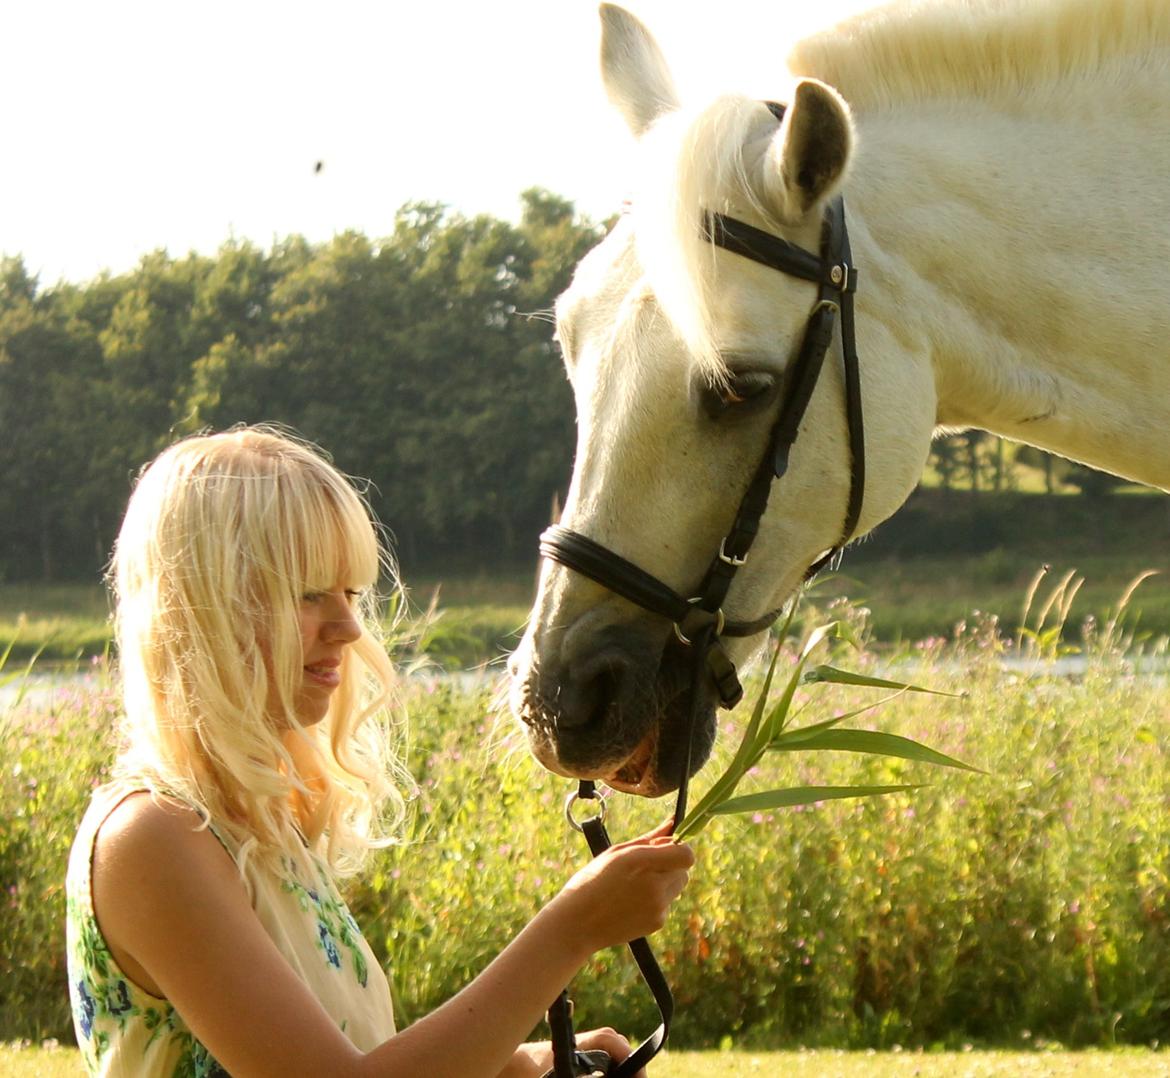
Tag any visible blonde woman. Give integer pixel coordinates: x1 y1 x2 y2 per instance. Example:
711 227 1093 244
66 426 693 1077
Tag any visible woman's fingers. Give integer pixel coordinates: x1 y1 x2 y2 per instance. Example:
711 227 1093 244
610 817 676 850
575 1026 629 1059
575 1028 648 1078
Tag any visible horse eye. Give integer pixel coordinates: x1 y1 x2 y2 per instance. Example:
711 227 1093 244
702 371 778 419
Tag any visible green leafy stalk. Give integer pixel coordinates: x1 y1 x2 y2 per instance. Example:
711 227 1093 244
673 623 977 841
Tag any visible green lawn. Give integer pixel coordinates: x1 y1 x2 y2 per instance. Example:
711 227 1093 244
4 548 1168 668
6 1045 1170 1076
665 1049 1170 1076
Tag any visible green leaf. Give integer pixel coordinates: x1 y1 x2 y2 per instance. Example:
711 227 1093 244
712 784 925 815
768 692 911 744
803 664 964 697
770 728 985 773
800 623 840 662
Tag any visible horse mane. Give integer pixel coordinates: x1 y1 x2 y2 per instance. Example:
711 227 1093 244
628 0 1170 384
788 0 1170 110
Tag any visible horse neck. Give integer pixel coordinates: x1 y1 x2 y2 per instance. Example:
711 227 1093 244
846 70 1170 491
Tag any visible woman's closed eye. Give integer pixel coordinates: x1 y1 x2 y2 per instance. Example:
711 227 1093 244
301 588 364 604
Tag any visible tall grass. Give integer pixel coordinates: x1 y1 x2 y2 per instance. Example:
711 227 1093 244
3 583 1169 1050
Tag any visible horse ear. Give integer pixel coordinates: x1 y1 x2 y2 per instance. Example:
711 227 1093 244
763 79 854 219
599 4 680 137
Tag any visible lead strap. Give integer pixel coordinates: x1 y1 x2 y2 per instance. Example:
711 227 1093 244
543 621 711 1078
543 785 676 1078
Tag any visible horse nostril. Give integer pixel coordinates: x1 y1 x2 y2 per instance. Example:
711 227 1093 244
557 653 633 731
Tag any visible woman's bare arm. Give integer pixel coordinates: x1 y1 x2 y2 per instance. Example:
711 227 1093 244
93 794 692 1078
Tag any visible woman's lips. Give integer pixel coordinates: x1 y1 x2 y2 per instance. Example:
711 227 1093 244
304 662 341 688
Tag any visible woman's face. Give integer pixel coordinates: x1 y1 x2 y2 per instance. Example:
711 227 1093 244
293 586 363 725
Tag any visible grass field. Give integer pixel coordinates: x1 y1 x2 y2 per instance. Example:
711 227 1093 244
5 1044 1170 1076
3 548 1169 668
7 488 1168 663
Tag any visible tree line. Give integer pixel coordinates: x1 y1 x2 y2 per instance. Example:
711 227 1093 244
0 189 1105 583
0 190 605 581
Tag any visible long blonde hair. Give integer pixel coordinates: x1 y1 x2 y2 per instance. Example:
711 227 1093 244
110 425 411 877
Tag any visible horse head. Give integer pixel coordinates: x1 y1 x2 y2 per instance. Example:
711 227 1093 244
509 5 937 798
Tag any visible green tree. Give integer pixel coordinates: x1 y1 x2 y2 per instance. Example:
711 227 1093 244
0 261 109 578
1 192 608 579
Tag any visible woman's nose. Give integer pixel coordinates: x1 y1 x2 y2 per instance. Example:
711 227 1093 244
323 596 362 644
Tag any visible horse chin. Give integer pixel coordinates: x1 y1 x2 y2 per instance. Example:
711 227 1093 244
602 642 719 799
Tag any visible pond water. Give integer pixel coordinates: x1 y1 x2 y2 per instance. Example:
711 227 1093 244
5 650 1167 716
0 666 502 713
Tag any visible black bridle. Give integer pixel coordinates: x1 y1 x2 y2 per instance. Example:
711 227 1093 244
537 102 865 1078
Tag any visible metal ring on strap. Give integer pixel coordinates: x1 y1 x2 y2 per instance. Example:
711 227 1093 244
673 599 726 646
563 788 607 833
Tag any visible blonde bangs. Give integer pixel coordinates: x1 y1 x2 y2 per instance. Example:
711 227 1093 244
111 425 411 880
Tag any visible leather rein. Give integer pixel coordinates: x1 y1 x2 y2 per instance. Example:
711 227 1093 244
536 102 866 1078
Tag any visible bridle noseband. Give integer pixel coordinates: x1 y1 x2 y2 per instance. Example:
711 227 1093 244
537 101 866 1078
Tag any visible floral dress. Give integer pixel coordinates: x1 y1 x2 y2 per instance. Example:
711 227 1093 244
66 783 396 1077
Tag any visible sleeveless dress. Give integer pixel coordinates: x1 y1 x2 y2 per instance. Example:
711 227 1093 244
65 783 396 1077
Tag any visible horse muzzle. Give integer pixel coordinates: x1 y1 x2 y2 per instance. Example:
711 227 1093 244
509 624 718 798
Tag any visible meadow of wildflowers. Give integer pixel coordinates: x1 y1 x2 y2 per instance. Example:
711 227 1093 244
3 595 1170 1050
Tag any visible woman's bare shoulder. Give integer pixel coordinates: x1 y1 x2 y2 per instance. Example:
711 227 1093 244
91 790 250 998
96 790 234 875
93 792 247 938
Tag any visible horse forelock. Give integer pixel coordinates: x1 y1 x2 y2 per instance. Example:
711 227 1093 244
789 0 1170 111
624 94 791 390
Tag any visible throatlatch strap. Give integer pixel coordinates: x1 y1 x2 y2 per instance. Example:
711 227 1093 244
834 204 866 541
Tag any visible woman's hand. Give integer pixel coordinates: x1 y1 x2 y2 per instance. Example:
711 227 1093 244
498 1027 645 1078
548 818 695 957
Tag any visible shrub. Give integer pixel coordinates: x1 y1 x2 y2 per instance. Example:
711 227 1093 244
0 663 117 1041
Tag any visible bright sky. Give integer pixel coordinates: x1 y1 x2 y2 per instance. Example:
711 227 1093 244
3 0 876 285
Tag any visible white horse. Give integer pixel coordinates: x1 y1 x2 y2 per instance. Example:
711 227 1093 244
509 0 1170 798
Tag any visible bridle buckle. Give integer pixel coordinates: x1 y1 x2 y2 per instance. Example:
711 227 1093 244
717 539 747 567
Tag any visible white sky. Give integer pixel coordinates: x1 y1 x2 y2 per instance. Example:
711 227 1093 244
2 0 876 285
